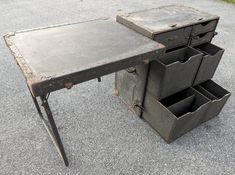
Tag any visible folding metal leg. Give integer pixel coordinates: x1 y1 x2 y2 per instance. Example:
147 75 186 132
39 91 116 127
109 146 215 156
30 93 69 166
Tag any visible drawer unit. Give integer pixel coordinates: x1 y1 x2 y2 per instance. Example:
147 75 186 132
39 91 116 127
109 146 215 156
117 5 219 50
115 6 230 143
193 80 231 123
193 43 224 85
147 46 203 100
142 88 210 143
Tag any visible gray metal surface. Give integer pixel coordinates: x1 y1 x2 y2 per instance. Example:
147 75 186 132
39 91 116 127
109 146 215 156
193 43 224 85
147 46 203 100
142 88 210 143
115 64 150 116
153 27 192 50
4 18 165 97
194 80 231 123
116 5 219 38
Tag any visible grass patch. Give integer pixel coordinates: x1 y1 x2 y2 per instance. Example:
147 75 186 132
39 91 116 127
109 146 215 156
224 0 235 4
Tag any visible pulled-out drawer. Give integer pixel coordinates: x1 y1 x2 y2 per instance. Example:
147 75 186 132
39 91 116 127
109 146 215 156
153 27 192 50
192 20 218 36
193 80 230 123
115 64 149 116
189 31 215 46
147 46 203 100
143 88 210 143
193 43 224 85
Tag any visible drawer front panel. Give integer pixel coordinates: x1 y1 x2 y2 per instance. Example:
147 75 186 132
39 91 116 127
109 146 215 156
192 20 218 36
190 31 214 47
153 27 192 50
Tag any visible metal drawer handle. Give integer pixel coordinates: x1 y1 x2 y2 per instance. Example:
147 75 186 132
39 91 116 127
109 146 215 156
192 32 208 40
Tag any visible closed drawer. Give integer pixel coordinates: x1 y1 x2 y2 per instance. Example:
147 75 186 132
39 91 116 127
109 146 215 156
192 20 218 36
189 31 214 47
153 27 192 50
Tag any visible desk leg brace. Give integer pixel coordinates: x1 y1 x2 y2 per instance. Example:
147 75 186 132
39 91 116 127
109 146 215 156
30 93 69 166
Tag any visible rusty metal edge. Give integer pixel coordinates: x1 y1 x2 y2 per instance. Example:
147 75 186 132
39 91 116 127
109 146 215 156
3 33 41 97
4 18 165 97
30 48 164 97
3 17 111 97
10 17 110 35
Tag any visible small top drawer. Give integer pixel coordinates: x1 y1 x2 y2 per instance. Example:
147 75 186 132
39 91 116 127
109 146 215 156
153 27 192 50
192 20 218 36
189 31 215 47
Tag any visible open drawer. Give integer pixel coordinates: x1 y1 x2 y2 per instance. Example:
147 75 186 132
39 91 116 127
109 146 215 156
193 43 224 85
147 46 203 100
193 80 231 123
142 88 210 143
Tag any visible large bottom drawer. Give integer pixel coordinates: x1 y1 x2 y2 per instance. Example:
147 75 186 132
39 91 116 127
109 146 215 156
143 88 210 143
142 80 230 143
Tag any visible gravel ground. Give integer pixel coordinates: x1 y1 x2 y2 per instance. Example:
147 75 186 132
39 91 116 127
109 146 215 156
0 0 234 174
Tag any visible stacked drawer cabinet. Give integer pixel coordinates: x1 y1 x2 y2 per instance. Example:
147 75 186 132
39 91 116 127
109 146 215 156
115 5 231 142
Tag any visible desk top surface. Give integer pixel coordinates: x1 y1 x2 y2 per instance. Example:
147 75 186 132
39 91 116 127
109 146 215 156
117 5 219 38
4 18 164 96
